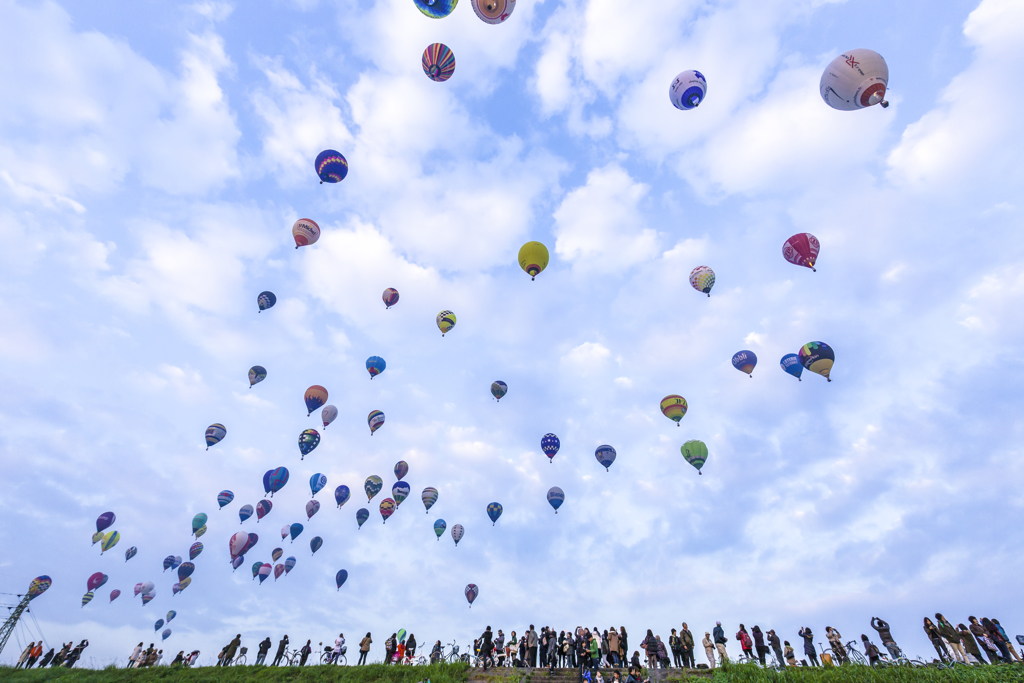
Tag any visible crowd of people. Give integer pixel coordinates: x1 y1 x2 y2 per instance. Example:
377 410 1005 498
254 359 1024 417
12 639 88 669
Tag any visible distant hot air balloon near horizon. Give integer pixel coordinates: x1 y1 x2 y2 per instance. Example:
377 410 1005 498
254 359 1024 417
547 487 564 513
433 519 446 539
298 429 320 459
394 461 409 481
380 498 396 523
541 434 560 463
732 350 757 377
336 569 348 590
382 288 400 309
217 490 234 509
472 0 515 23
799 341 835 382
595 445 617 471
335 485 351 508
422 42 456 82
356 508 369 529
257 291 276 312
681 440 708 475
205 423 226 450
263 467 289 497
239 504 254 524
422 487 438 513
820 49 889 110
315 149 348 184
256 499 272 522
782 233 820 271
292 218 320 249
660 395 688 425
248 366 267 388
486 502 502 526
518 241 549 280
451 524 464 546
304 386 328 416
368 410 385 435
366 356 386 379
781 353 803 380
465 583 479 607
364 476 383 502
689 266 715 296
321 405 338 428
436 310 456 336
670 69 707 110
491 381 507 401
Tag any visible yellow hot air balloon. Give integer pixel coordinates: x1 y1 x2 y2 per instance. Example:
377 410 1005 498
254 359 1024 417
660 395 688 426
518 241 549 281
436 310 456 336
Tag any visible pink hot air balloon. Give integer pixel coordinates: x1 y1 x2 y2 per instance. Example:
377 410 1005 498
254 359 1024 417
229 531 248 559
86 572 107 593
109 589 121 602
305 500 320 520
782 232 820 271
274 564 285 581
134 583 144 597
172 583 181 595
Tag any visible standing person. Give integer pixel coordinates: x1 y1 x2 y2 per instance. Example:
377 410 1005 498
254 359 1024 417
713 622 728 663
871 617 900 660
171 651 185 666
528 625 538 668
982 618 1011 662
642 629 659 681
680 624 695 668
385 633 397 665
274 635 290 666
798 628 817 666
602 630 611 667
549 628 561 672
861 635 881 666
590 630 601 670
958 623 985 664
129 642 144 668
936 614 965 663
508 631 518 666
658 636 671 670
737 625 753 661
16 642 34 669
991 619 1021 662
752 626 767 666
519 631 528 666
406 633 417 662
481 626 494 670
496 630 506 667
969 617 997 663
784 641 797 666
26 642 42 668
155 650 163 666
38 648 55 669
923 618 950 662
256 637 271 665
431 640 442 664
669 629 682 667
299 640 312 666
51 642 69 667
825 627 847 663
702 632 716 668
768 630 784 667
608 628 620 667
65 639 89 668
358 632 371 666
223 634 241 666
619 627 628 668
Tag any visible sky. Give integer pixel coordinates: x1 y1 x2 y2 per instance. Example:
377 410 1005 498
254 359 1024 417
1 0 1023 668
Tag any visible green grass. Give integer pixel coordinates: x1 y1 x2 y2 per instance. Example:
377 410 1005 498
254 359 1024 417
710 661 1024 683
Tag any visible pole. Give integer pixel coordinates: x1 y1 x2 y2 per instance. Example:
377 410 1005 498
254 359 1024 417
0 594 29 657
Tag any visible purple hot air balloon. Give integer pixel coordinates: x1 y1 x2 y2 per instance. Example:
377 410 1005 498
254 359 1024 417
96 511 116 534
163 556 174 572
177 563 195 582
172 583 181 596
231 556 244 571
465 583 479 607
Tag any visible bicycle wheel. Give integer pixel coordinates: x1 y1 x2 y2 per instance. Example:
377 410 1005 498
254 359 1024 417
235 655 247 666
337 654 347 666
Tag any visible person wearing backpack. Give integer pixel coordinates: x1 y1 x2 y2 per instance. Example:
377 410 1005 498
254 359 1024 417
299 640 312 666
680 624 695 668
669 629 682 667
861 634 881 666
736 625 753 660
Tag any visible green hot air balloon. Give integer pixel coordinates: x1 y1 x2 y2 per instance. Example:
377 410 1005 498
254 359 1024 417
191 513 208 537
681 440 708 475
364 475 383 502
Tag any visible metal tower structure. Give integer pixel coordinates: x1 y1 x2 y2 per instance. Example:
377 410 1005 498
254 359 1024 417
0 593 31 657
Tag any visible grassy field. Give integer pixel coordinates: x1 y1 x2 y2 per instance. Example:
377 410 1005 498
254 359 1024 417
711 662 1024 682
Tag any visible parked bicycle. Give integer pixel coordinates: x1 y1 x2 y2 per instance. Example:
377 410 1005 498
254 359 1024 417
876 645 926 668
321 644 347 665
232 647 248 666
843 641 868 666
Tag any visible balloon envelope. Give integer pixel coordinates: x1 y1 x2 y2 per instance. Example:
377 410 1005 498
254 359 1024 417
414 0 457 18
289 523 303 542
486 502 502 525
670 70 707 110
799 341 835 381
310 536 323 554
292 218 320 248
820 49 889 110
422 487 439 512
298 428 320 459
142 593 155 605
256 499 272 521
257 291 276 311
177 563 195 582
436 310 456 335
125 547 137 562
689 266 715 296
110 589 121 602
366 355 386 378
189 542 203 560
166 610 176 623
139 581 155 596
541 434 560 462
205 423 226 450
192 513 208 534
595 445 617 471
379 498 396 522
239 504 254 523
781 353 803 380
394 461 409 481
681 440 708 474
274 564 285 580
336 569 348 590
272 547 283 562
434 519 446 539
100 530 120 552
248 366 267 387
171 557 182 570
471 0 515 23
281 525 290 540
356 508 369 528
263 467 289 496
91 531 103 545
217 490 234 509
518 241 549 280
27 576 51 600
335 485 351 508
154 619 164 632
465 583 479 606
284 556 296 574
547 487 565 512
382 287 400 309
96 511 116 534
367 410 385 435
392 481 411 506
315 149 348 183
195 525 206 539
82 591 94 607
304 385 328 416
231 557 244 571
229 531 248 559
251 562 261 579
732 350 757 376
87 572 107 592
660 395 688 425
321 405 338 428
491 381 508 400
162 629 171 641
306 500 320 519
782 233 820 271
451 524 464 545
310 473 327 497
258 563 272 584
163 556 174 571
364 475 383 501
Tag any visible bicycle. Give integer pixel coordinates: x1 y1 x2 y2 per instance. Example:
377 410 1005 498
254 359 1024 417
282 648 304 666
232 648 248 666
441 641 461 663
876 646 926 668
321 645 347 665
843 641 868 666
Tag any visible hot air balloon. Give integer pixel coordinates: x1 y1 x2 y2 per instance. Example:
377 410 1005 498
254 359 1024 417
217 490 235 509
356 508 369 529
820 49 889 110
660 395 688 425
670 70 707 110
541 433 560 463
125 547 137 562
780 353 803 380
245 531 259 555
138 581 155 597
298 428 320 459
162 629 172 641
172 582 181 594
263 467 289 497
451 524 464 546
100 530 120 553
96 511 116 534
289 523 303 542
380 497 395 524
205 423 226 450
310 536 323 554
292 218 320 249
27 576 51 600
322 405 338 428
251 562 262 580
229 531 248 559
732 350 757 377
378 288 400 311
189 542 203 560
163 556 175 571
257 291 276 312
547 487 564 513
304 385 328 416
799 341 835 382
231 557 244 571
364 475 383 502
433 519 446 539
465 583 479 607
315 150 348 183
171 557 182 570
166 610 176 623
310 473 327 497
336 569 348 590
192 513 208 536
436 310 456 336
248 366 267 388
142 593 155 606
177 563 195 581
271 548 283 563
486 502 502 526
154 619 165 632
422 487 438 513
195 525 207 539
472 0 515 23
239 504 254 524
681 440 708 475
258 563 272 584
422 43 456 82
518 241 549 280
491 381 508 401
256 499 272 522
394 461 409 481
87 572 107 592
392 481 410 506
134 583 144 597
82 591 94 607
91 531 103 545
366 356 386 379
306 500 320 520
280 525 290 541
110 589 121 602
284 557 296 574
689 266 715 296
414 0 457 18
595 445 617 471
335 485 351 508
782 233 820 271
274 564 285 580
368 410 385 435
